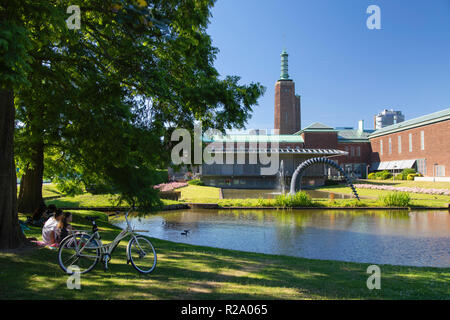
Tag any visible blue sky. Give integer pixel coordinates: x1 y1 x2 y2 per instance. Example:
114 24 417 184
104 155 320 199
207 0 450 131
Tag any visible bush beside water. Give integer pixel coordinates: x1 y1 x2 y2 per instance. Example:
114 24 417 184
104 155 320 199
379 192 411 207
275 192 313 207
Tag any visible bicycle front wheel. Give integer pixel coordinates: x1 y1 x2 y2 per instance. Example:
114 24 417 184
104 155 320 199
127 236 157 274
58 233 100 274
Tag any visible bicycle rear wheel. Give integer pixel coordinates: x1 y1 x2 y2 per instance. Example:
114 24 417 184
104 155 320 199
58 233 100 274
127 236 157 274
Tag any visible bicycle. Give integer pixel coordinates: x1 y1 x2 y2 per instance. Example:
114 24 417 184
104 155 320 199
58 209 157 274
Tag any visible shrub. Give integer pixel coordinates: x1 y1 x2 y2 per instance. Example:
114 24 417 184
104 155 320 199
154 169 169 184
379 170 392 180
401 168 416 180
407 173 422 181
275 192 313 207
187 179 204 186
394 173 404 180
373 170 392 180
367 172 376 180
379 192 411 207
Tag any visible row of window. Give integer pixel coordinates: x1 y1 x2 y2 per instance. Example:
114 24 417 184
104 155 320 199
380 131 425 155
344 146 361 158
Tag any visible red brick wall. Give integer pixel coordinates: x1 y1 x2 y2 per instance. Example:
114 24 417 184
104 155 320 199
369 120 450 176
274 80 297 134
301 131 338 149
295 95 301 132
335 142 372 166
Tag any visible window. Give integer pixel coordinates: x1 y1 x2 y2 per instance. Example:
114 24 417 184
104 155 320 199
420 131 425 150
388 138 392 154
409 133 412 152
356 146 361 157
398 136 402 154
351 146 355 157
345 146 349 157
417 159 427 175
380 140 383 155
435 165 445 177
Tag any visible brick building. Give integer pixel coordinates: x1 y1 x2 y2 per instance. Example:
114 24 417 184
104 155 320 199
295 121 373 178
198 50 449 188
369 109 450 178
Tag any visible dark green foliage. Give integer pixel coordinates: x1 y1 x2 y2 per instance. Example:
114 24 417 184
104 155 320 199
11 0 264 213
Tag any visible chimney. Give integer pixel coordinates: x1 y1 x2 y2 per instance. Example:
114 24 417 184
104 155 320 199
358 120 364 132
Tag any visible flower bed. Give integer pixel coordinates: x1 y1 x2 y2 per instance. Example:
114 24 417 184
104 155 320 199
154 182 188 192
354 184 450 196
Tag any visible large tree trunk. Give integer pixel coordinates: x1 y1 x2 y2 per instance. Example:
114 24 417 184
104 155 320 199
18 141 44 214
0 89 27 249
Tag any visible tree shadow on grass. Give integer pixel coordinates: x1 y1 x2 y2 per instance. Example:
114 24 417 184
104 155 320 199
2 216 449 300
2 237 449 300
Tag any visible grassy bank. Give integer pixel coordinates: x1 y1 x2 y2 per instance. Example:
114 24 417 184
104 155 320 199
176 185 449 208
315 185 450 207
17 183 63 199
1 210 449 299
46 193 179 208
355 179 450 189
44 185 449 209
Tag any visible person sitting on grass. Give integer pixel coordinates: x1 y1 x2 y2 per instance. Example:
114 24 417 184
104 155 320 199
29 203 47 227
42 209 63 246
56 212 74 243
45 204 57 219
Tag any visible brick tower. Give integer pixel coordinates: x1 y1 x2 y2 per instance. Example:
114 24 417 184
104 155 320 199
274 49 301 134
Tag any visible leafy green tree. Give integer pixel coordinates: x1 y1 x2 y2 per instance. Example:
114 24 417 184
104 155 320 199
0 0 36 248
3 0 264 248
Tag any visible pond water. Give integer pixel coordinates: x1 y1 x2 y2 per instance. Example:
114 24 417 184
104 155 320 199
221 189 355 199
110 209 450 268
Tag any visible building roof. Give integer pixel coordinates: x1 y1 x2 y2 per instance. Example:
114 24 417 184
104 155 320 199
203 134 304 144
294 122 336 134
337 129 373 142
206 145 347 156
371 159 417 171
370 108 450 138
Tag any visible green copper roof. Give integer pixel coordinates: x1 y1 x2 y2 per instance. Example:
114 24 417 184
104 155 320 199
369 108 450 138
279 49 290 80
337 129 372 142
203 134 304 144
294 122 336 134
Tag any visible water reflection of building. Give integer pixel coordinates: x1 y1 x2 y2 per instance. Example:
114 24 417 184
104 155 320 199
199 50 449 188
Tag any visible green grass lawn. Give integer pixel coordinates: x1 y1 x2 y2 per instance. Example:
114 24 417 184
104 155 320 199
355 179 450 189
315 185 450 207
46 193 179 208
178 185 221 203
45 184 449 209
1 211 448 299
17 183 63 199
174 185 449 208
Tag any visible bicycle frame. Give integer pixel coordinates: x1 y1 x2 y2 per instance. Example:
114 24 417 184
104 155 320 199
72 209 148 261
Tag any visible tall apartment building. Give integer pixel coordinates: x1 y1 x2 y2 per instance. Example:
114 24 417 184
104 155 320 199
374 109 405 129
